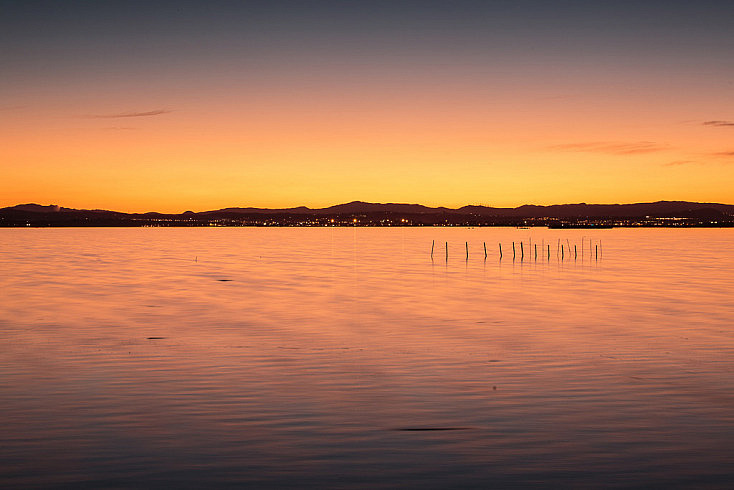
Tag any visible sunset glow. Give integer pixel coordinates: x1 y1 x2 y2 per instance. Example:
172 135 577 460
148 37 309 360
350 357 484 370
2 1 733 212
3 4 734 487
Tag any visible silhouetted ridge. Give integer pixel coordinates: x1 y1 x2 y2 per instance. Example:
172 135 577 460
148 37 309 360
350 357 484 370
3 203 64 212
1 200 732 226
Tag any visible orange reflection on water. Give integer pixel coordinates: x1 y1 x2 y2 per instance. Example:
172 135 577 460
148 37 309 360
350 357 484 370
1 227 733 487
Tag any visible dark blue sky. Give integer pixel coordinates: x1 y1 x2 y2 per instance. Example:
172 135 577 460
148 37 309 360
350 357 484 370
2 1 733 65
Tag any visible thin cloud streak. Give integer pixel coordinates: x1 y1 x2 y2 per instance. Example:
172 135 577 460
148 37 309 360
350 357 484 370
662 160 696 167
548 141 668 155
662 152 734 167
86 109 172 119
703 120 734 127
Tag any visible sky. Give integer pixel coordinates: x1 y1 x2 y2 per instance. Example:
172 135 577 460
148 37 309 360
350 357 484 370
1 0 733 212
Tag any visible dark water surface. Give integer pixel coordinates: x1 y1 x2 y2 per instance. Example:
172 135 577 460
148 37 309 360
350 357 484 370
1 227 733 488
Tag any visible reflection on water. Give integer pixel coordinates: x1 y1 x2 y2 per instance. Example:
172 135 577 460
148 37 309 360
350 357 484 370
1 227 733 488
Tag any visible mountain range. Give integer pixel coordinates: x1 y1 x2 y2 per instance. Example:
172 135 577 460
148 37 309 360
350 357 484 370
1 200 732 226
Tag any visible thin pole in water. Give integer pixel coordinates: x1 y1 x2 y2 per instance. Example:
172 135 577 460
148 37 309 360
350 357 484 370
499 243 503 259
535 243 537 260
595 244 598 260
465 241 469 260
574 245 577 259
484 242 487 259
581 236 585 260
547 244 550 260
446 241 448 261
431 240 434 259
561 244 564 260
512 241 516 259
521 241 524 260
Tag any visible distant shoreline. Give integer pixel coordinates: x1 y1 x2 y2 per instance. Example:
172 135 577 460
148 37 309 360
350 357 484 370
2 221 733 229
1 200 732 228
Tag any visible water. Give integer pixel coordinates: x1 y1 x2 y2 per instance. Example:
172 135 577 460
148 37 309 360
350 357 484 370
1 227 733 488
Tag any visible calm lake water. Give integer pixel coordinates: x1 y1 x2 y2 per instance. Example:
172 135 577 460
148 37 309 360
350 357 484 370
1 227 733 488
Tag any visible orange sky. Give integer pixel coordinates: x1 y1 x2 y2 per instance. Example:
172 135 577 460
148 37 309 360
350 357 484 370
1 2 733 212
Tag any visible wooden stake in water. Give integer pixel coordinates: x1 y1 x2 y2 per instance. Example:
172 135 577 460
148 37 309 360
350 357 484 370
512 241 516 259
431 240 434 259
595 244 598 260
520 241 524 260
547 244 550 260
484 242 487 259
535 243 537 260
446 241 448 261
465 241 469 260
561 244 564 260
574 245 577 259
499 243 503 259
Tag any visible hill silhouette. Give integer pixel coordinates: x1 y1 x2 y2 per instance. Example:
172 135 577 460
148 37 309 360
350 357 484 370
196 200 734 218
1 200 732 227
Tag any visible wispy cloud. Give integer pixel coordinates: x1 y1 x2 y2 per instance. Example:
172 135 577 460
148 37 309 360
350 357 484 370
703 120 734 127
548 141 668 155
662 160 696 167
85 109 172 119
662 152 734 167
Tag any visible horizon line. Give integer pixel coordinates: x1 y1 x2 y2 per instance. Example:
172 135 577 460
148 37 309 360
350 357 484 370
3 199 734 215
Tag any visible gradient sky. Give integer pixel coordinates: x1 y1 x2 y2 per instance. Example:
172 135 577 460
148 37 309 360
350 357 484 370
1 0 733 212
